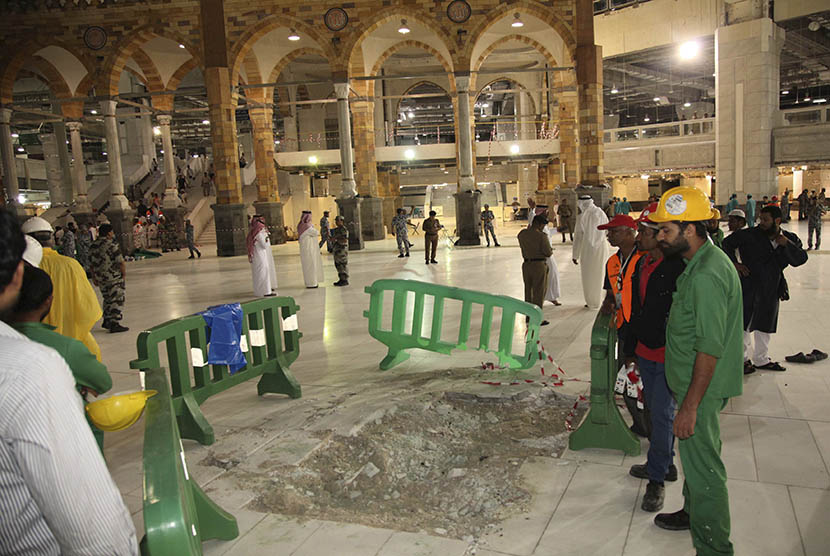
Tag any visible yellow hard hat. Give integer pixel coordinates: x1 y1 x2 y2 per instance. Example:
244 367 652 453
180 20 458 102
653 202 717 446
711 207 721 220
85 390 158 432
649 186 717 223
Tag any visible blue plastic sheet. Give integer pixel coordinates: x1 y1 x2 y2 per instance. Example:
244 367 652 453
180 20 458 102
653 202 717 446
200 303 247 374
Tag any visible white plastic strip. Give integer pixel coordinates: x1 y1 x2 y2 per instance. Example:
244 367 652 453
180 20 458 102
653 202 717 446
191 347 205 367
239 335 249 353
139 371 146 390
283 314 298 331
249 328 266 347
179 439 190 481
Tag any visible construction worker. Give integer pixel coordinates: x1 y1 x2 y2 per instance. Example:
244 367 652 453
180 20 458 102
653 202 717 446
648 186 743 556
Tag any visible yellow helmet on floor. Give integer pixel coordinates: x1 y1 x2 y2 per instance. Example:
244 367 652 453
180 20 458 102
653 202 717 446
649 186 717 223
85 390 158 432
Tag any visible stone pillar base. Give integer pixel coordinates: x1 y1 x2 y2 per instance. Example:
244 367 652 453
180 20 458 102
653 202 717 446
253 201 286 245
105 207 135 255
454 190 482 246
162 206 187 246
211 203 248 257
359 197 385 241
336 197 364 251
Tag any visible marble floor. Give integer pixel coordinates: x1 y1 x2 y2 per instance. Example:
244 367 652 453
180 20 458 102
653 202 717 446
95 218 829 556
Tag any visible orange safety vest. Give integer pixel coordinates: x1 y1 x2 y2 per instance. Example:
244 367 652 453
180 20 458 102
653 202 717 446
606 250 643 329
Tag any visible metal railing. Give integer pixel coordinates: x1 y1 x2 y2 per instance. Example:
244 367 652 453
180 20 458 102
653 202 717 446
604 117 714 144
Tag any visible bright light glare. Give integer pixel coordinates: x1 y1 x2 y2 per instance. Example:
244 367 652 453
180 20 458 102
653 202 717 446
153 126 161 136
404 149 415 160
308 155 318 164
679 41 700 60
16 147 24 152
178 44 185 49
398 19 410 34
11 133 19 138
202 120 210 124
610 88 618 94
640 174 650 180
509 144 520 155
684 102 691 107
90 109 97 114
18 195 25 203
287 30 300 41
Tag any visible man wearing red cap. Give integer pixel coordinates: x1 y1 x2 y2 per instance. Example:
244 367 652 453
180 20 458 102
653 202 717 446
599 213 649 437
623 203 687 512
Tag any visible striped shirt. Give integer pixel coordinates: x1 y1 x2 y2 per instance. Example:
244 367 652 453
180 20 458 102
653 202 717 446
0 322 138 555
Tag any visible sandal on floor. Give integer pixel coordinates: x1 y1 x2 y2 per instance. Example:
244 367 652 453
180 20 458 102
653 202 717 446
785 352 816 364
743 360 756 375
757 361 787 371
810 349 828 361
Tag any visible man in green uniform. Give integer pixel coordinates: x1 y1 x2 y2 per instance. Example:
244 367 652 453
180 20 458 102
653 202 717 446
6 265 113 451
331 215 349 287
649 186 743 556
90 224 129 333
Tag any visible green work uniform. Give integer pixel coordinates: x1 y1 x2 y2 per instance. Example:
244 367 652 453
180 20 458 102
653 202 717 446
665 240 743 556
12 321 113 452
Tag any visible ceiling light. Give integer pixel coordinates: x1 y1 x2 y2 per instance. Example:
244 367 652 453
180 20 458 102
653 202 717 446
481 102 489 108
404 149 415 160
102 151 107 155
11 133 18 138
813 98 827 104
610 87 618 94
683 102 691 107
408 111 415 119
644 116 651 122
16 147 24 152
275 140 280 144
90 109 97 114
804 95 811 102
640 174 650 180
160 150 164 153
153 126 161 136
781 90 789 94
444 170 449 174
653 96 660 102
178 43 185 49
678 41 700 59
202 119 210 125
287 29 300 41
511 13 524 28
17 195 25 203
509 144 520 155
308 155 318 164
398 19 410 34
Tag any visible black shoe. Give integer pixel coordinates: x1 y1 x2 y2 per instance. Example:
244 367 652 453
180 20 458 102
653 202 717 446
495 243 501 247
197 252 201 258
630 423 650 439
630 463 678 482
541 320 550 326
654 509 690 531
398 254 405 258
101 320 112 330
744 360 757 375
757 361 786 371
109 323 129 333
425 260 430 264
430 259 437 264
642 481 665 512
486 243 490 247
188 256 195 259
405 252 410 257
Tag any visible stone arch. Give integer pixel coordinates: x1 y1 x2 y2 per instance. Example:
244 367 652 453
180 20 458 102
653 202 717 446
473 76 538 116
229 15 336 89
393 80 451 121
471 34 563 93
28 56 72 99
130 47 165 93
98 25 201 97
0 39 94 104
262 48 330 106
462 1 576 71
368 40 455 99
165 57 200 93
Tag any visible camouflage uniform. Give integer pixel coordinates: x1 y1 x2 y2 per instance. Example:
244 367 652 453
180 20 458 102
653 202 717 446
331 225 349 283
76 231 92 272
160 220 180 253
807 197 825 250
61 229 76 259
480 209 498 246
391 214 410 255
319 216 332 252
90 236 125 326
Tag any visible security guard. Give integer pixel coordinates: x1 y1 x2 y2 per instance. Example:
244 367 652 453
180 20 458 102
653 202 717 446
331 215 349 286
517 214 552 325
649 186 743 556
90 224 129 333
480 204 500 247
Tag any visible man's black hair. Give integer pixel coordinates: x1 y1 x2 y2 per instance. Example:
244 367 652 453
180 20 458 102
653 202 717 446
14 265 53 314
429 210 436 217
0 210 25 289
761 205 782 220
99 223 114 236
532 214 549 228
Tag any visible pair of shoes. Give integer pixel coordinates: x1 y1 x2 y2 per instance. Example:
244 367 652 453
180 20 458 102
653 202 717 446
629 463 678 482
642 481 665 512
785 349 828 363
405 252 410 257
109 323 129 333
430 259 437 264
756 361 786 371
743 360 756 375
398 254 405 258
654 509 690 531
541 320 550 326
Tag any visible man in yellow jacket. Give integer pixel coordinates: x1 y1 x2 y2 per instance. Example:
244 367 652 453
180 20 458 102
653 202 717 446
21 217 103 361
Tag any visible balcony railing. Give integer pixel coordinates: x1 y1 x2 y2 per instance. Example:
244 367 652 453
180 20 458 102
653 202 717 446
604 117 714 145
779 106 830 127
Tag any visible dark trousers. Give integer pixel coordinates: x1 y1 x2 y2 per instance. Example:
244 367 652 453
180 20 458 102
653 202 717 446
187 241 201 257
638 356 676 482
483 225 498 245
425 234 438 261
522 261 548 308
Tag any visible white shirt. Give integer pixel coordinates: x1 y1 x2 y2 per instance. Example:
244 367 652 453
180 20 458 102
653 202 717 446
0 322 138 555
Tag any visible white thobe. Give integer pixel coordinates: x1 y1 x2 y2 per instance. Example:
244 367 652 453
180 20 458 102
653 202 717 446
299 227 325 287
572 199 609 308
251 229 277 296
543 226 561 303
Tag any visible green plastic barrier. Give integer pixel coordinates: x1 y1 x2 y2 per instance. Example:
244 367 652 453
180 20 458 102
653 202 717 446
363 279 543 370
568 312 640 455
140 368 238 555
130 297 302 445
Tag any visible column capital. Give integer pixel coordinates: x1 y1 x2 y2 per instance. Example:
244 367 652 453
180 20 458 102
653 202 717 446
333 82 350 100
156 114 173 127
99 99 118 117
454 73 471 94
66 121 83 133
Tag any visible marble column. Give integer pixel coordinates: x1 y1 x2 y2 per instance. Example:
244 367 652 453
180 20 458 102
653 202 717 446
100 100 133 254
250 106 285 244
38 133 64 207
334 82 357 198
453 74 479 245
715 17 785 204
157 115 180 209
66 121 91 211
0 107 22 213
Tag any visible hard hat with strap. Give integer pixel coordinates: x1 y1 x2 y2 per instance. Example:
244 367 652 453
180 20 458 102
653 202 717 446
648 186 717 223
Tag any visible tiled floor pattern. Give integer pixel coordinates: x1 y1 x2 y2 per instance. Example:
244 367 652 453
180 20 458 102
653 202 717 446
95 218 829 555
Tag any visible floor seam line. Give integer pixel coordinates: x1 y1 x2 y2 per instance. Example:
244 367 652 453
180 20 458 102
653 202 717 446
746 414 760 482
529 461 578 554
620 479 642 556
785 485 809 556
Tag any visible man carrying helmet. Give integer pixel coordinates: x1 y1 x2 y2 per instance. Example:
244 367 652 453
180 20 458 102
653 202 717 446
623 202 686 512
648 186 743 555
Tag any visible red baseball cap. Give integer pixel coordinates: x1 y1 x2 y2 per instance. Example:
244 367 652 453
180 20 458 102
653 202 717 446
597 214 637 230
636 202 660 227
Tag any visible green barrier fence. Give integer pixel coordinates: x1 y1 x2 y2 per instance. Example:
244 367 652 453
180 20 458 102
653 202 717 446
130 297 302 446
568 312 640 456
364 279 543 370
140 367 238 555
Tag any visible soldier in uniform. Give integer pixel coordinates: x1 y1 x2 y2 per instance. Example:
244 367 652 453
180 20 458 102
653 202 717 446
517 214 552 325
61 223 77 259
90 224 128 333
557 198 574 242
159 216 181 253
807 193 825 250
331 215 349 286
391 208 412 257
76 222 92 275
185 219 201 259
480 204 500 247
319 211 333 252
423 210 442 264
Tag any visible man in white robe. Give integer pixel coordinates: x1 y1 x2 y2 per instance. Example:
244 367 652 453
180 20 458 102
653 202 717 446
247 215 277 297
297 211 324 288
572 195 609 308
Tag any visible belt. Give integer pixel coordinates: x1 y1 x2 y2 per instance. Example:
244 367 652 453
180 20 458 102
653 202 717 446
524 258 546 262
